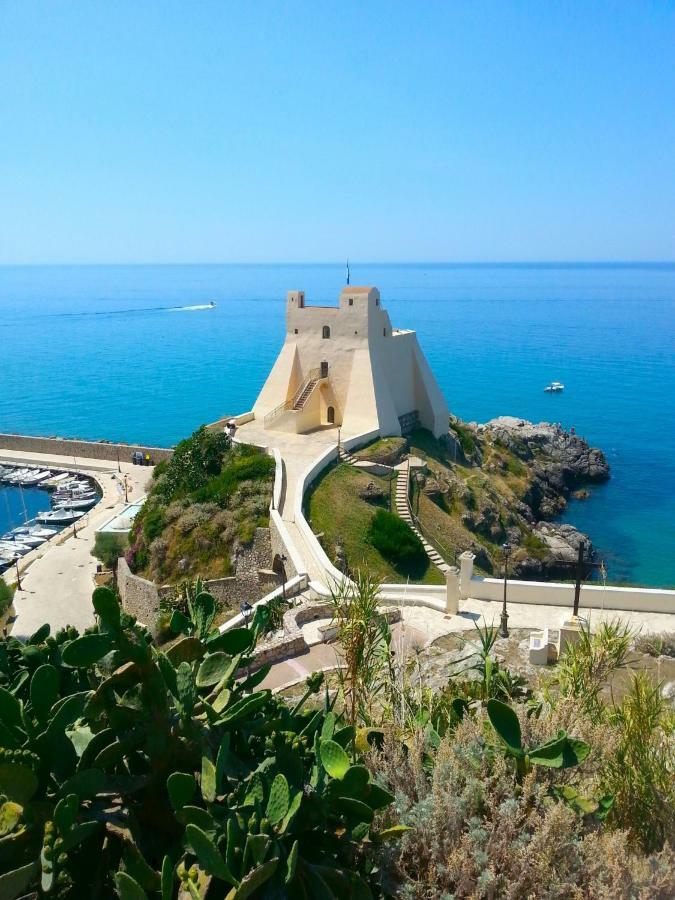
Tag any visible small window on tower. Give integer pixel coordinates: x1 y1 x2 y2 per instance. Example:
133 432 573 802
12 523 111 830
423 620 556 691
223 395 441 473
294 328 298 334
383 328 387 337
348 298 353 306
322 325 330 339
375 298 380 306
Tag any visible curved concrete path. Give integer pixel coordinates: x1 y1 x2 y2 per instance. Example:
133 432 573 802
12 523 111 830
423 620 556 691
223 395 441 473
1 450 153 639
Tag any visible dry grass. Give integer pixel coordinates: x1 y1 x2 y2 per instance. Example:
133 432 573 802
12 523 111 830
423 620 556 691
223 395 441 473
370 711 675 898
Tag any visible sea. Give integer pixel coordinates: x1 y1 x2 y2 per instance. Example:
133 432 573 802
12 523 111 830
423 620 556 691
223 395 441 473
1 263 674 588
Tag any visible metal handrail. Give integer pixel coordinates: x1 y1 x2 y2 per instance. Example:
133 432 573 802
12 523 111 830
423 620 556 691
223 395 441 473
263 367 322 427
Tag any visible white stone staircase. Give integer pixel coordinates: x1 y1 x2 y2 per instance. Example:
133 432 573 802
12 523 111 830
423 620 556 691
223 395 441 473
293 377 319 410
337 446 358 465
395 460 450 574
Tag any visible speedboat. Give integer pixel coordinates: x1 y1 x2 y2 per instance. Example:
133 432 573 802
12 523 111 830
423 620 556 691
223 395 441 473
544 381 565 393
3 468 33 484
54 496 98 511
42 472 72 488
19 470 52 485
37 509 85 526
0 540 32 556
12 525 56 547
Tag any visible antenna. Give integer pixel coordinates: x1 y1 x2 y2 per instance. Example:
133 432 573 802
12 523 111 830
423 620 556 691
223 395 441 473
346 259 350 285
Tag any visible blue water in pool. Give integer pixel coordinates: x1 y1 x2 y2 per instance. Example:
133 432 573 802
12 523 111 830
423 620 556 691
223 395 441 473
0 263 673 587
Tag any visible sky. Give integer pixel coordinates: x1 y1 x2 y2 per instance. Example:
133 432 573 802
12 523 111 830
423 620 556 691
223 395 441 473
0 1 674 264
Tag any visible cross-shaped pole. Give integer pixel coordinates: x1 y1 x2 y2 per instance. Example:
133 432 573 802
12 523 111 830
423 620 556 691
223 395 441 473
558 540 604 618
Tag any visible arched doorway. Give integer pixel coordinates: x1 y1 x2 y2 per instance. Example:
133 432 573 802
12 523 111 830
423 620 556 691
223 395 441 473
327 406 335 424
320 360 329 378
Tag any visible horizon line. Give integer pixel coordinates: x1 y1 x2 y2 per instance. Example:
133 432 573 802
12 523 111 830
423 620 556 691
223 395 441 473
1 260 674 268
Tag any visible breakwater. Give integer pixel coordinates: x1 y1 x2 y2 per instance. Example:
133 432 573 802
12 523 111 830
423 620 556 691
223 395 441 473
0 433 173 465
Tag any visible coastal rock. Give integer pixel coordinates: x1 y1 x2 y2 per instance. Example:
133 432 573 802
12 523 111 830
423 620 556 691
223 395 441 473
358 481 386 504
477 417 609 521
422 477 445 504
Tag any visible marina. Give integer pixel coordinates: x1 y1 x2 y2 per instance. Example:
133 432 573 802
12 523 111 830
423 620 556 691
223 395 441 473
0 463 101 572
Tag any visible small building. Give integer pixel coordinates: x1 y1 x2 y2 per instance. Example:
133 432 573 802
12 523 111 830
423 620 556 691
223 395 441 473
253 286 449 438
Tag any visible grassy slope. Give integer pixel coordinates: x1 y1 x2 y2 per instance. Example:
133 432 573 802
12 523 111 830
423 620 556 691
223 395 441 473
306 463 444 585
407 428 543 573
132 441 274 585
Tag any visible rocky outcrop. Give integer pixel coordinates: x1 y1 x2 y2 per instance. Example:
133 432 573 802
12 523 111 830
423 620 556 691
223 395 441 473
477 416 609 520
452 417 611 580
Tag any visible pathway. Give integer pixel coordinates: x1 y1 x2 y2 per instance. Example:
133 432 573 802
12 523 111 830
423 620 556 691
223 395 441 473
1 449 153 639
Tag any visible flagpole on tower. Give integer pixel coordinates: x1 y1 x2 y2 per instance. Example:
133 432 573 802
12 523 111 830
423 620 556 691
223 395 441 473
346 259 350 285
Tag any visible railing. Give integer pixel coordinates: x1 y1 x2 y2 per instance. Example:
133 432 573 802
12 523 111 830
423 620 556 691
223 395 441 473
263 368 322 427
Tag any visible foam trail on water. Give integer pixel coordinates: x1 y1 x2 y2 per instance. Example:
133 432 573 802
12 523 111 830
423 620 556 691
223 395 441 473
168 303 216 311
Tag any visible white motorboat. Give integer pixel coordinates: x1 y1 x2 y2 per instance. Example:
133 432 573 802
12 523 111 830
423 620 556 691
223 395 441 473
42 472 72 488
13 525 57 540
3 468 33 484
54 496 98 511
544 381 565 393
37 509 85 526
11 526 56 547
19 470 52 486
0 540 32 555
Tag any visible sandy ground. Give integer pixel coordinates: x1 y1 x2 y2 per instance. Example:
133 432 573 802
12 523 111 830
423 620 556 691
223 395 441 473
1 449 153 639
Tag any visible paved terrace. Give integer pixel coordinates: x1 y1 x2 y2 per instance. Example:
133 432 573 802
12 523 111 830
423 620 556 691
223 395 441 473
259 597 675 692
1 449 154 638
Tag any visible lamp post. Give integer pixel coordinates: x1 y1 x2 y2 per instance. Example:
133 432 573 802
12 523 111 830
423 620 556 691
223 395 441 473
14 557 22 591
240 601 253 629
279 553 288 601
240 602 253 681
500 542 512 638
414 471 424 516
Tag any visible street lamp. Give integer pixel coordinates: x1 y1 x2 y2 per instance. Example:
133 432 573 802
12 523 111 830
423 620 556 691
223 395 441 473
14 557 22 591
500 542 512 638
279 554 288 601
240 601 253 628
413 471 424 516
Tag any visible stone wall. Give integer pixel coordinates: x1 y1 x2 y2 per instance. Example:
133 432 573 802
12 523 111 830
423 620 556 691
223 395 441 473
117 527 280 631
0 433 173 464
117 558 161 627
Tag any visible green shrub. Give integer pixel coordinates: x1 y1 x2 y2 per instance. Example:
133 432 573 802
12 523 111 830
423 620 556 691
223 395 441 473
452 421 477 457
368 508 425 565
0 578 13 614
91 532 127 570
192 450 275 505
0 587 394 898
142 503 166 542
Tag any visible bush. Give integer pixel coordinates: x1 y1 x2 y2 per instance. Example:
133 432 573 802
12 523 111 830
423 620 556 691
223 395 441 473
368 508 425 565
192 449 275 505
634 632 675 659
373 714 675 898
0 587 393 898
91 532 127 570
0 578 13 614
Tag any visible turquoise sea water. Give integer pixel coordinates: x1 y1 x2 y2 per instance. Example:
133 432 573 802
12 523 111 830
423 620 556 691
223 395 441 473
1 263 674 587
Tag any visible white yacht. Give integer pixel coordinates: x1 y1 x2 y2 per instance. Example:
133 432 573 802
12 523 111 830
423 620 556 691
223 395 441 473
37 509 85 526
544 381 565 393
19 470 52 485
54 495 98 511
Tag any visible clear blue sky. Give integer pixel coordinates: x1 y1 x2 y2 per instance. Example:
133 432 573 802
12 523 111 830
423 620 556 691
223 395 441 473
1 1 673 263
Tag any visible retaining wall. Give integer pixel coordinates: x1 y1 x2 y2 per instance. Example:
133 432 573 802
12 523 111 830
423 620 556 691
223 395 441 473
0 433 173 464
117 528 280 631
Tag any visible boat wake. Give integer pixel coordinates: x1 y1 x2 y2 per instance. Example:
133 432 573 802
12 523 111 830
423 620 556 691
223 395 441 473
168 303 216 312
